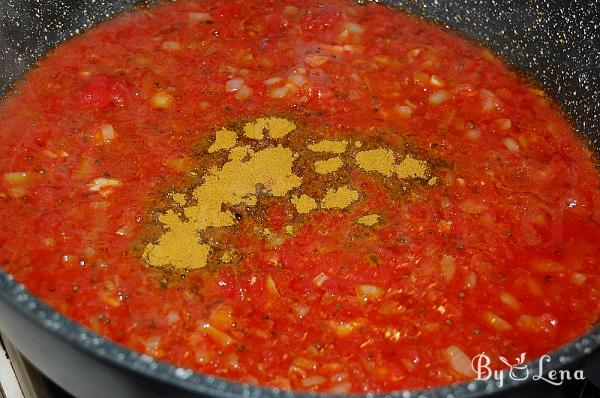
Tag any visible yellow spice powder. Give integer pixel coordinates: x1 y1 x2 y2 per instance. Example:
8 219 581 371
291 194 318 214
243 117 296 139
307 139 348 154
314 156 343 174
396 154 428 179
208 128 237 153
355 149 429 179
144 143 302 270
357 214 380 226
321 185 359 209
171 192 187 206
355 148 396 176
143 116 434 271
221 252 233 263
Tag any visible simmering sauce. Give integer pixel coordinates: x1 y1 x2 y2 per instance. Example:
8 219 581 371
1 0 599 393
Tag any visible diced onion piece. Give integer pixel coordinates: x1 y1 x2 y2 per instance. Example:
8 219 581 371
166 311 180 325
144 336 161 355
282 5 299 16
458 198 488 214
429 90 449 105
342 44 362 53
481 89 501 112
378 300 402 315
302 375 327 388
500 292 521 311
225 78 244 92
518 314 536 330
235 85 253 100
525 277 543 296
115 225 131 236
328 382 352 394
88 178 121 192
465 128 481 140
151 91 174 109
372 55 390 65
164 156 195 172
531 258 565 273
440 255 456 282
162 40 181 51
199 322 234 346
90 201 109 210
430 74 445 87
100 123 115 143
483 311 512 330
444 345 474 377
571 273 587 285
209 304 233 329
394 105 412 118
266 274 279 296
289 365 307 378
189 12 212 22
268 86 289 99
355 284 383 300
305 54 329 67
292 303 311 318
264 77 283 85
503 137 520 152
496 118 512 130
288 72 307 87
294 357 317 370
329 320 360 337
465 271 477 289
43 149 58 158
408 48 421 58
3 171 34 186
313 272 329 287
343 22 365 34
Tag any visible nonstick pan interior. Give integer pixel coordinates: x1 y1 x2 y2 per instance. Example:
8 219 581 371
0 1 599 397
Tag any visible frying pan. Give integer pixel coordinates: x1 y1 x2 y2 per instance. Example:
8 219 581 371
0 0 599 397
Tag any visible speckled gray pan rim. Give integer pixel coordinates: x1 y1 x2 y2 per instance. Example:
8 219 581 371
1 270 599 398
0 0 599 397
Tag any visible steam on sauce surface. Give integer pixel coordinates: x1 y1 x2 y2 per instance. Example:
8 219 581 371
1 0 599 393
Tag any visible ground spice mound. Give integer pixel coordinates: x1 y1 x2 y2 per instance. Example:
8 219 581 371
314 156 343 174
358 214 380 226
144 119 302 270
243 117 296 139
307 139 348 153
355 149 396 176
208 128 237 153
321 185 359 209
143 117 434 270
291 194 318 213
355 149 429 179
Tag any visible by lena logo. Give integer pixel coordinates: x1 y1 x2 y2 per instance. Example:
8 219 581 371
471 352 585 388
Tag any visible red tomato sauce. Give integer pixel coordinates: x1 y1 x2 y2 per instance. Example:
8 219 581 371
1 0 599 393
